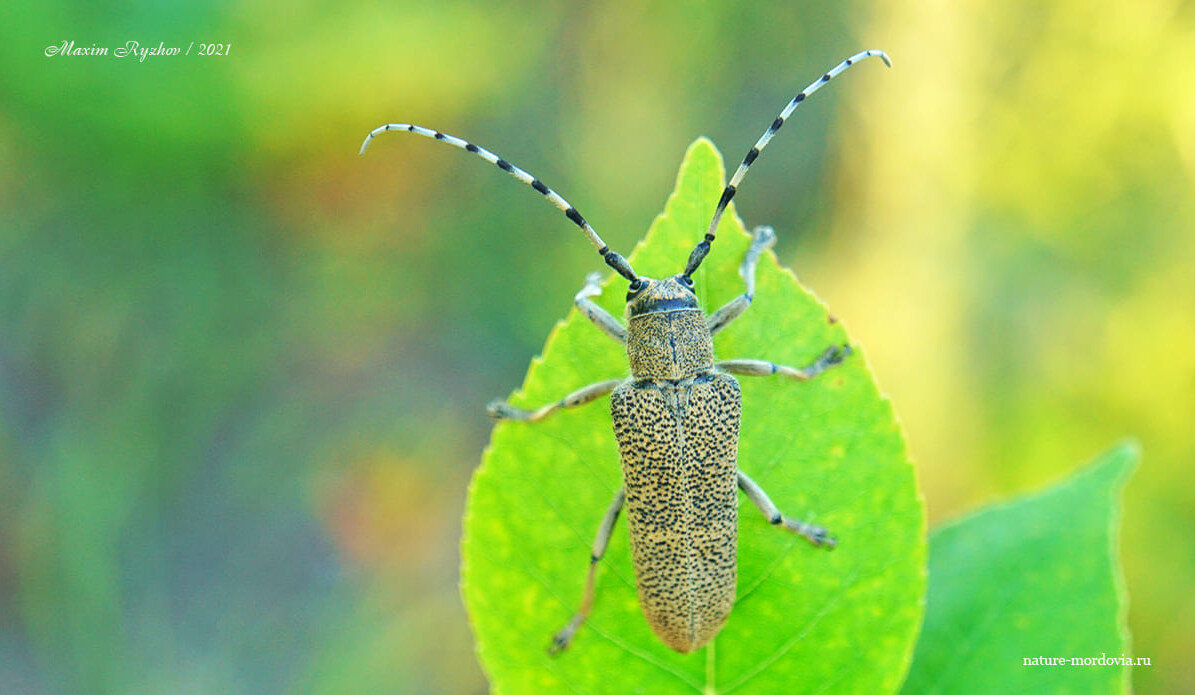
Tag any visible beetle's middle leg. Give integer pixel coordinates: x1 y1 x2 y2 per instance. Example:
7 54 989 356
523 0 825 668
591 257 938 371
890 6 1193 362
549 487 626 655
487 378 623 422
737 470 835 548
717 344 851 382
706 225 776 335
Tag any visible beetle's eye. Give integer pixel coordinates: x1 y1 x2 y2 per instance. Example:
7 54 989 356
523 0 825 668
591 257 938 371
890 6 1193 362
680 276 695 288
625 279 647 302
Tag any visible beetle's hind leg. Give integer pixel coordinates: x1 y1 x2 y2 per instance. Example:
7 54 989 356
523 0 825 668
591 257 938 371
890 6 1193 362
549 487 626 655
738 470 835 548
487 378 623 422
706 225 776 335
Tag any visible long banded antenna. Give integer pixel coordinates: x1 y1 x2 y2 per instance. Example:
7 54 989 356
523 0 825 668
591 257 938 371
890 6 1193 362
681 49 891 279
361 124 639 283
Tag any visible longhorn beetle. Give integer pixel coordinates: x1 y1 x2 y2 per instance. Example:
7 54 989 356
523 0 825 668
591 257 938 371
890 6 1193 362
361 49 891 654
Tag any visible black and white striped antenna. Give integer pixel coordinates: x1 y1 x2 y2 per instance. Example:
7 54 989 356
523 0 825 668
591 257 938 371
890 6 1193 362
360 124 640 284
681 49 891 281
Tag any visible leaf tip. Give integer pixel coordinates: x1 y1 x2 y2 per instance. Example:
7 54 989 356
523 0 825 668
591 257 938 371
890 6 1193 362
681 136 726 179
1083 439 1141 493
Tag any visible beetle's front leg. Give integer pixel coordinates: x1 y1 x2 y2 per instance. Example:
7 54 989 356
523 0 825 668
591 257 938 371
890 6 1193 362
738 470 835 548
487 378 624 422
549 487 626 655
575 272 626 344
706 225 776 335
716 344 851 382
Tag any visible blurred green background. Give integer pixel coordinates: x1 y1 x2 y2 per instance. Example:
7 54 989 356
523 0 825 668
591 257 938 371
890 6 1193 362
0 0 1191 693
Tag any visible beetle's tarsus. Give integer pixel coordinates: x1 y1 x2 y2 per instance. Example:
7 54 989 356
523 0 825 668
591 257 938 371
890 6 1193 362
822 344 852 365
809 526 837 549
804 344 852 378
751 224 777 248
486 400 521 420
785 518 837 549
548 617 582 656
576 271 604 299
547 633 570 656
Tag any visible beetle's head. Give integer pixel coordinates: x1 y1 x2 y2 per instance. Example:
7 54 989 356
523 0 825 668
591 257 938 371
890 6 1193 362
625 275 698 318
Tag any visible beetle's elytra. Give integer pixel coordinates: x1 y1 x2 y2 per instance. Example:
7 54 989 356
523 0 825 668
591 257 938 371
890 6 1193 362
361 49 890 654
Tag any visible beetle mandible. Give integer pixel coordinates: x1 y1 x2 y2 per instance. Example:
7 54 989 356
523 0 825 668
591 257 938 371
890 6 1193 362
361 49 891 654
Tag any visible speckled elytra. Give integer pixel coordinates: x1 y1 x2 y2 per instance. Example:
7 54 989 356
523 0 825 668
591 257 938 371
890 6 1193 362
361 49 890 654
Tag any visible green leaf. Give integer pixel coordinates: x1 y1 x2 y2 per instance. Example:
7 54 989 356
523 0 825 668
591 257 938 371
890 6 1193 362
901 442 1138 695
462 139 925 694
